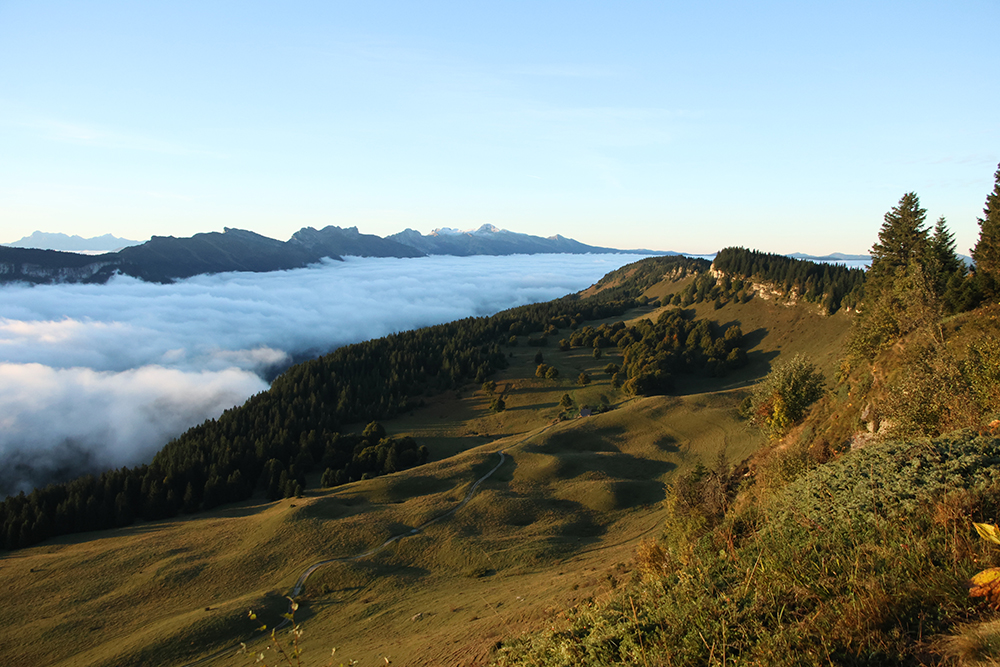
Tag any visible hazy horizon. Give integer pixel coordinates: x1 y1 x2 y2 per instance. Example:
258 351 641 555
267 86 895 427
2 224 876 261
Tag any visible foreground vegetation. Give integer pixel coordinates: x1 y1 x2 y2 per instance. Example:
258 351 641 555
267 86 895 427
494 429 1000 666
492 163 1000 666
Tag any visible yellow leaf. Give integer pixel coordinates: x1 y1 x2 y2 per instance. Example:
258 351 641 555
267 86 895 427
974 522 1000 545
970 568 1000 608
972 568 1000 587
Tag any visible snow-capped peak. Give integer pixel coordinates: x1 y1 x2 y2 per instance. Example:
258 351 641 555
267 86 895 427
430 224 505 237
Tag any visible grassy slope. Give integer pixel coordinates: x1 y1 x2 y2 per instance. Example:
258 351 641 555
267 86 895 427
492 429 1000 667
0 279 852 667
491 304 1000 666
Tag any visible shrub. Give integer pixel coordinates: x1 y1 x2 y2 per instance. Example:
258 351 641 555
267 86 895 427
747 354 825 439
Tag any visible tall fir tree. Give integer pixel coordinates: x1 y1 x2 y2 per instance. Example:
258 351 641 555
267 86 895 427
850 192 935 359
972 163 1000 299
868 192 930 292
926 216 964 300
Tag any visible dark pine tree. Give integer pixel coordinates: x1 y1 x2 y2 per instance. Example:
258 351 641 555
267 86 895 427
868 192 930 293
973 163 1000 299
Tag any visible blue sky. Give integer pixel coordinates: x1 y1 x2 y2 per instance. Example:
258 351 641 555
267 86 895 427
1 1 997 255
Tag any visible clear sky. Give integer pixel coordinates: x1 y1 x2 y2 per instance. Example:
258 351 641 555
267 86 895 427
1 1 997 255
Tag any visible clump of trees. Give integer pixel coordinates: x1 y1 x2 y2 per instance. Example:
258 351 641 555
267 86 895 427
844 164 1000 439
550 308 747 397
973 163 1000 299
850 189 979 361
616 309 748 396
666 271 750 309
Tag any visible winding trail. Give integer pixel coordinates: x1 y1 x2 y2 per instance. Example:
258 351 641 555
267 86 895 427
179 448 510 667
288 450 507 598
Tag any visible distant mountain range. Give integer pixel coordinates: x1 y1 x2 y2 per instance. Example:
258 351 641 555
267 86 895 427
789 251 973 267
0 225 671 285
788 252 870 262
3 231 141 253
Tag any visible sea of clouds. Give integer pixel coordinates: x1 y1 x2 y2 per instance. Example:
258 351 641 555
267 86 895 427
0 253 647 496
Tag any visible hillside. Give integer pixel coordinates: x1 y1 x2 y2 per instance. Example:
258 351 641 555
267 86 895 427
0 252 857 666
492 189 1000 666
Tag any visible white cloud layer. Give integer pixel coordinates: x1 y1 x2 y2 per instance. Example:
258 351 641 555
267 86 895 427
0 254 645 495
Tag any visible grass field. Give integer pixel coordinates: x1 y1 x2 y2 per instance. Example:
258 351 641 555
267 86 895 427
0 280 853 667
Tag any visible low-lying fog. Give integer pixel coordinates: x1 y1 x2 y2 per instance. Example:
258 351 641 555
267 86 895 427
1 254 647 497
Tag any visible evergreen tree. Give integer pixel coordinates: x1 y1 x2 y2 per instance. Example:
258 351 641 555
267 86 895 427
869 192 930 292
926 216 965 305
973 163 1000 298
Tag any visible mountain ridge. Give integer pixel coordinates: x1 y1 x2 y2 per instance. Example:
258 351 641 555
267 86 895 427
2 231 142 252
0 224 669 285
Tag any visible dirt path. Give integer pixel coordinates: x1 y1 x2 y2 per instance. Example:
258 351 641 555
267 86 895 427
288 449 507 598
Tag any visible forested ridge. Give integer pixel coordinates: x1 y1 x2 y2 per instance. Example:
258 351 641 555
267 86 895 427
712 247 866 313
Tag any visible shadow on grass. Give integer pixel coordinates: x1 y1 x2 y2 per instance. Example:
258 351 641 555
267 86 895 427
654 435 680 452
